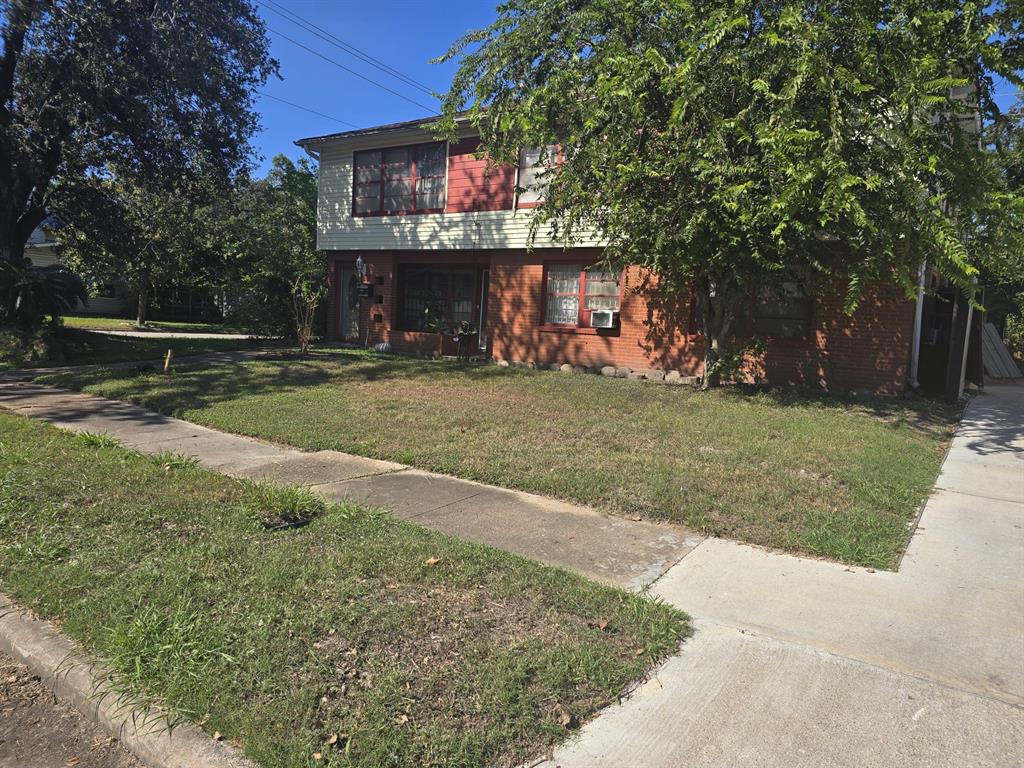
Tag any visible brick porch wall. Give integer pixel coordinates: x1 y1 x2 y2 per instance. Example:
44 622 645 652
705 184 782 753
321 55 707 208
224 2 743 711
325 249 916 395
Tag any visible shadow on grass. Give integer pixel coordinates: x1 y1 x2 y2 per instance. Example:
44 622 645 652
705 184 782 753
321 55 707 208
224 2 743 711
45 347 963 446
43 350 516 420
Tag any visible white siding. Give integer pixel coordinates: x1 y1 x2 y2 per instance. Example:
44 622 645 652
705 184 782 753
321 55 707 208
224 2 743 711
314 139 602 252
25 243 58 267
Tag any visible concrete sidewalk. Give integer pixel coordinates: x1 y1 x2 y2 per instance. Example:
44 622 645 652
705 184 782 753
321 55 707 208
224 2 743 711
542 382 1024 767
0 347 286 383
1 376 1021 766
0 381 701 590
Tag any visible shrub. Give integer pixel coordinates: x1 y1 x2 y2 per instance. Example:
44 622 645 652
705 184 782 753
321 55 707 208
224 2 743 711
0 260 88 333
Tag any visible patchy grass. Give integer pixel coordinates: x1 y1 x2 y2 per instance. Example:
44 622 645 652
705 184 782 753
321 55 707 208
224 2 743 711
0 412 686 768
0 327 263 370
61 316 250 334
40 350 957 569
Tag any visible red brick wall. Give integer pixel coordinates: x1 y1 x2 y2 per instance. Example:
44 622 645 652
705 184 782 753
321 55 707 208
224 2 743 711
325 249 916 394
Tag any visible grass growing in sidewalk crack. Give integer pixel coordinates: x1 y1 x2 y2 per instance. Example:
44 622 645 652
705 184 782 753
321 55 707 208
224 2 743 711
0 412 688 768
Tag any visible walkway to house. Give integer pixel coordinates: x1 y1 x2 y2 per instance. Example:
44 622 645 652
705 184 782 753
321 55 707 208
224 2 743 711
0 377 1020 766
539 381 1024 767
87 330 262 340
0 380 702 591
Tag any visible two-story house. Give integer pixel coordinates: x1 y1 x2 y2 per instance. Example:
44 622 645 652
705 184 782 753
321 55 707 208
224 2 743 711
296 117 943 395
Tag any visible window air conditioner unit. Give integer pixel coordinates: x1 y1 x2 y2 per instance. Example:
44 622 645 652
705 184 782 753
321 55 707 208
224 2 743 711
590 310 618 329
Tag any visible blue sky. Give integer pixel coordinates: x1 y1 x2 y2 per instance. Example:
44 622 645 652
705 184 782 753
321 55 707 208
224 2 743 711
250 1 1021 175
251 0 498 173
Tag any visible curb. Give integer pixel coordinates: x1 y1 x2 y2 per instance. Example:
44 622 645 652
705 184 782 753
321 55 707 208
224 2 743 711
0 592 258 768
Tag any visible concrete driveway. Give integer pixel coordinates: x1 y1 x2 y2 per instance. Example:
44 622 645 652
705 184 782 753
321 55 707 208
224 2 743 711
540 382 1024 767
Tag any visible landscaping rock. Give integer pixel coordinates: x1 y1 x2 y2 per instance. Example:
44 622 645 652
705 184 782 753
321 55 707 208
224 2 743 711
559 363 573 373
616 367 632 378
627 371 645 380
644 369 666 382
665 370 682 384
572 365 588 374
600 366 617 377
497 359 510 368
549 363 562 371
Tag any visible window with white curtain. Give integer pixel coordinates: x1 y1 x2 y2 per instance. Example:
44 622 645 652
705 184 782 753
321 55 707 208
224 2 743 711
544 264 621 326
517 144 559 206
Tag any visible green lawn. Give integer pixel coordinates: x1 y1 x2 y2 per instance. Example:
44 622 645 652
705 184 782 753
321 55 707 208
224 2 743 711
40 350 956 569
61 315 246 334
0 412 686 768
0 327 264 370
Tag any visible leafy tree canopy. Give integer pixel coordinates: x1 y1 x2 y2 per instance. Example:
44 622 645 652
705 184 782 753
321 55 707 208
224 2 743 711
438 0 1023 385
224 154 324 348
0 0 277 266
57 173 229 325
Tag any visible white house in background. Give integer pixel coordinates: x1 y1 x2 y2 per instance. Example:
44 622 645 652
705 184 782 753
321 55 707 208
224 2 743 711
25 216 60 268
24 216 125 315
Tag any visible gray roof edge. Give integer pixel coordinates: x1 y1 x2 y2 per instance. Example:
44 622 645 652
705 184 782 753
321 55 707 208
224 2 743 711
293 113 471 148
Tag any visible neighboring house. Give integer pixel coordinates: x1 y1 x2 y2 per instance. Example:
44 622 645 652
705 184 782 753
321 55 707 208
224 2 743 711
24 217 125 315
296 117 975 396
24 216 61 268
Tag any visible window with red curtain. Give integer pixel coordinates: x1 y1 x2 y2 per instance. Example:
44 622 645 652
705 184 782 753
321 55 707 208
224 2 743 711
353 142 446 216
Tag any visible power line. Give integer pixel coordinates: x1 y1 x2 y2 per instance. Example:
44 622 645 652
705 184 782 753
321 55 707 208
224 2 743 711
256 90 361 129
260 0 436 97
266 26 438 114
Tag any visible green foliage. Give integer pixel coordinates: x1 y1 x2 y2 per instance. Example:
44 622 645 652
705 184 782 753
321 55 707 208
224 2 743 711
224 155 325 347
438 0 1023 383
57 175 231 326
244 482 328 530
0 261 87 333
1005 313 1024 360
74 431 122 450
0 0 276 278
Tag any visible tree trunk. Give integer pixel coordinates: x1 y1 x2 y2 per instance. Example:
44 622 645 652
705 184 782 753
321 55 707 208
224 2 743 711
695 273 740 390
136 267 150 327
0 234 26 268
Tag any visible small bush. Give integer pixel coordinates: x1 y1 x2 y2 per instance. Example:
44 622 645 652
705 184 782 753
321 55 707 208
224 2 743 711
149 452 200 472
245 482 325 530
74 431 121 449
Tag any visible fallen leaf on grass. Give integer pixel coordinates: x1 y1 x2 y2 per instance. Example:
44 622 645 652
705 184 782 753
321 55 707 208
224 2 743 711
65 757 80 767
212 731 223 741
394 713 409 725
327 733 339 745
424 556 441 566
552 703 574 727
312 752 322 761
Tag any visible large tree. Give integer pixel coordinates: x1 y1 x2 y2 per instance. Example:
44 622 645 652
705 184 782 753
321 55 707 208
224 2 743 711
438 0 1023 387
0 0 276 267
57 175 227 326
224 155 323 350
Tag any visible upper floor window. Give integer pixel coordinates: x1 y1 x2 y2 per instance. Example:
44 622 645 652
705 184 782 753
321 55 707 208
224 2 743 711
353 142 446 216
517 144 559 207
543 263 621 327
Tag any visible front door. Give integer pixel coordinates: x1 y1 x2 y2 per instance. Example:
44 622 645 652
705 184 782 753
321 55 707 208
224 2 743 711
339 265 359 340
478 268 490 351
